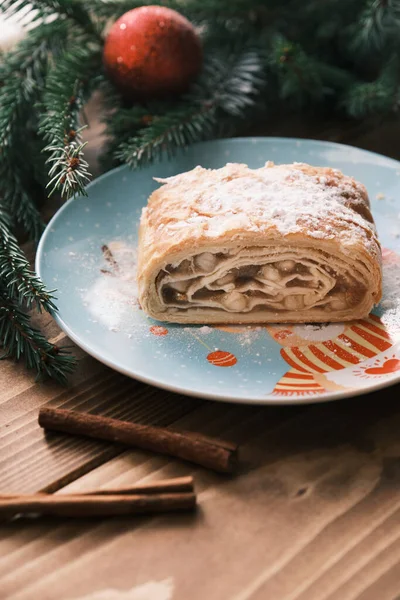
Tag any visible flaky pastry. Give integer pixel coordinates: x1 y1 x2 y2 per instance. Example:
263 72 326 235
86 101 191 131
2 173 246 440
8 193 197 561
137 162 382 324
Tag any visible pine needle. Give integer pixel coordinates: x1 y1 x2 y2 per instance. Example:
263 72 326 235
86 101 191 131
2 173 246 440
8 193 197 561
0 285 76 384
113 47 264 168
344 58 400 117
0 20 70 239
0 209 56 314
39 44 102 199
0 0 99 37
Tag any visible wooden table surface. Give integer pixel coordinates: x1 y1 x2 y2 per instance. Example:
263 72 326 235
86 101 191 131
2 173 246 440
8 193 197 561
1 107 400 600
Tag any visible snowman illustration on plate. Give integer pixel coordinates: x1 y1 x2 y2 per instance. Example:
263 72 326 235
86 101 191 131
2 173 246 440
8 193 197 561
265 316 399 395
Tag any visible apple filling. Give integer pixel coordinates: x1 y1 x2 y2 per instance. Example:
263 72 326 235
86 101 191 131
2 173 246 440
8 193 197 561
156 249 366 314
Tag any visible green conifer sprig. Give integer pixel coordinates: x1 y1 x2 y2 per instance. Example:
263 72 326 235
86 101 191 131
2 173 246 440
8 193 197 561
0 209 76 382
0 285 76 383
0 209 56 314
1 169 44 241
86 0 256 22
0 20 70 239
115 48 264 167
96 78 130 169
355 0 400 53
0 17 80 381
1 0 99 37
116 104 217 168
344 57 400 117
39 44 103 199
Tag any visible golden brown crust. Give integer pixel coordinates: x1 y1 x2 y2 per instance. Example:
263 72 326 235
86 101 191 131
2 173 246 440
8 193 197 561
137 162 382 324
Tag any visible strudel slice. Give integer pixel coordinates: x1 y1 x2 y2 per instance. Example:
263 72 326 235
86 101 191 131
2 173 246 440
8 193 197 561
137 162 382 323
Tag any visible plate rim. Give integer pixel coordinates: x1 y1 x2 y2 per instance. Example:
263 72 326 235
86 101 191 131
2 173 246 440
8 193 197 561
36 136 400 405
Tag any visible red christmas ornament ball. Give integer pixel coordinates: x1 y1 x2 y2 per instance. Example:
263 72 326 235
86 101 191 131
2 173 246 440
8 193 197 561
103 5 202 99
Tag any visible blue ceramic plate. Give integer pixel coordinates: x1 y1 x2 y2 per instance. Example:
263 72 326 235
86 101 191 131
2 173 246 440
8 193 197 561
36 138 400 404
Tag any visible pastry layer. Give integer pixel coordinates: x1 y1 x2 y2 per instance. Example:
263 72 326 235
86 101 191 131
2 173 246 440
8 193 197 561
137 162 382 323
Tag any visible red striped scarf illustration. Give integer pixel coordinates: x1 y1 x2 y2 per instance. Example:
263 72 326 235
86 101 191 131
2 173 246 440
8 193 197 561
271 314 394 396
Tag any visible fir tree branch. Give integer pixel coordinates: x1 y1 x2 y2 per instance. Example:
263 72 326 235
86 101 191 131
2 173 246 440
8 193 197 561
115 104 217 168
83 0 176 20
0 166 44 241
0 285 76 384
268 35 326 106
113 48 264 168
39 44 103 199
0 208 56 314
344 57 400 117
345 80 391 117
87 0 264 21
0 20 70 239
198 50 265 116
0 0 100 38
98 77 155 169
0 19 69 150
351 0 400 53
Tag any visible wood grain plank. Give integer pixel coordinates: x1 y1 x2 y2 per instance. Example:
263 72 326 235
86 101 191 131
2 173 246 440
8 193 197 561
0 402 302 591
0 335 100 407
326 535 400 600
0 368 202 494
355 558 400 600
0 391 399 600
245 496 400 600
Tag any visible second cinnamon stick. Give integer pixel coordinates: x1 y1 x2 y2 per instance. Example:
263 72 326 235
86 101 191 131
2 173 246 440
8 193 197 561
0 493 196 518
39 408 238 473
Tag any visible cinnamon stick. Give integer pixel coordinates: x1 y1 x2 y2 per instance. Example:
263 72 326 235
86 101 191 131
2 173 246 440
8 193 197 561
0 476 194 499
39 408 238 473
0 492 196 518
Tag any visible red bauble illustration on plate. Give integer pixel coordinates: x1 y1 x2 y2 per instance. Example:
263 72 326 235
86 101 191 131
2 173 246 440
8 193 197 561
150 325 168 336
103 5 202 99
207 350 237 367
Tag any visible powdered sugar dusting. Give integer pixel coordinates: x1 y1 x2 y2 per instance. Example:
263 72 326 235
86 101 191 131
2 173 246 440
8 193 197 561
83 241 139 333
235 326 263 346
379 249 400 336
150 163 378 256
198 325 213 334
